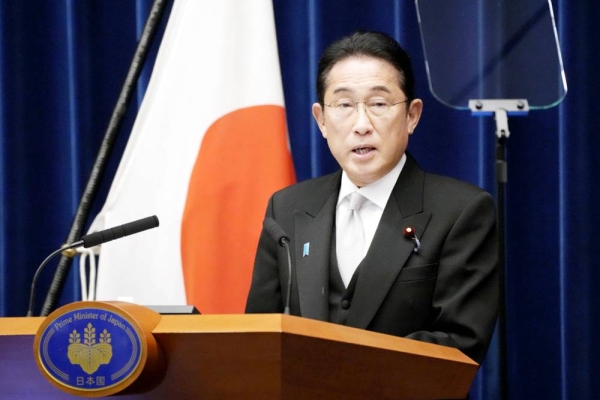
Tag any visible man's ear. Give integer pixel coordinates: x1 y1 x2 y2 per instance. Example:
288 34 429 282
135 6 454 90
407 99 423 135
312 102 327 138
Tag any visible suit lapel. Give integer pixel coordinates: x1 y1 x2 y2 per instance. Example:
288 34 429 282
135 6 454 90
294 172 341 321
347 154 432 329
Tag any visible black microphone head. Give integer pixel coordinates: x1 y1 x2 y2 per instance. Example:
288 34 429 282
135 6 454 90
123 215 159 235
263 217 289 246
81 215 160 248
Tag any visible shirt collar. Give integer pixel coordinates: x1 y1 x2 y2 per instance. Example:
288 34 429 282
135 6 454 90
338 153 406 209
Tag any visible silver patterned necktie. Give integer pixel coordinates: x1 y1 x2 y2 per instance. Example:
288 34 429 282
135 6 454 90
337 192 368 287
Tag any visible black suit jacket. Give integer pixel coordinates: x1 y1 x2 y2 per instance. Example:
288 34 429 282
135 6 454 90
246 154 498 364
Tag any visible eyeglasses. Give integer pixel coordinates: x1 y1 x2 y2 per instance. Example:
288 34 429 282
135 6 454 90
324 99 408 118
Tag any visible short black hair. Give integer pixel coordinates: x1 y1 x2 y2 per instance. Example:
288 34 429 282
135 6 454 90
316 31 415 106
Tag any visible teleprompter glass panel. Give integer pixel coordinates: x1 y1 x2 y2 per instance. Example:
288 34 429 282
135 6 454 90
415 0 567 110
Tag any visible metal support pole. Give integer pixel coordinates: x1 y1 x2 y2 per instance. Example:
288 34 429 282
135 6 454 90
469 99 529 400
38 0 169 317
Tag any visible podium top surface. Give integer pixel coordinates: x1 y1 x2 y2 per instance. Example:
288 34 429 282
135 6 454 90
1 313 475 366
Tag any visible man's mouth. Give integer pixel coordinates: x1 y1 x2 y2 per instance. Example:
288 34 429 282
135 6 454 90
353 146 375 155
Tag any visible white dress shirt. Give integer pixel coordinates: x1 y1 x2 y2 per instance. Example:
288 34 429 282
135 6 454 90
336 154 407 257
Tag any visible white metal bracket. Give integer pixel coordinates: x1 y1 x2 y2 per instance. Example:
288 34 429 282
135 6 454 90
468 99 529 139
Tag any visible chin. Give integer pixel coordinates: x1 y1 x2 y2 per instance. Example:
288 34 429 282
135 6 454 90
349 172 378 187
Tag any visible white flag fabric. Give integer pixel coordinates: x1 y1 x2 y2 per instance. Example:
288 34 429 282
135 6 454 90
91 0 295 313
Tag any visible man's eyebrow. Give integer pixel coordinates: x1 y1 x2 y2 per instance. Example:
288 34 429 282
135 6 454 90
369 85 393 94
331 87 354 95
331 85 393 95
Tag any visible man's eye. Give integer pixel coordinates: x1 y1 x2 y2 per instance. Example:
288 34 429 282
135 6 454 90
369 101 388 108
337 101 354 108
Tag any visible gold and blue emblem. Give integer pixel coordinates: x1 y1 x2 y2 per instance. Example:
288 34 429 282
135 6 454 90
37 307 142 392
67 322 113 374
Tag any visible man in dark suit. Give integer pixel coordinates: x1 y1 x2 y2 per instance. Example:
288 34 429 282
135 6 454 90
245 31 498 365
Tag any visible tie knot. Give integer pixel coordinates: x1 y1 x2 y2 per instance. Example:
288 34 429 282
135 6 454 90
348 192 367 211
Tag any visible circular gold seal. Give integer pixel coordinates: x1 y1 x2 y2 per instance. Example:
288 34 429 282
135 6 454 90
34 301 165 397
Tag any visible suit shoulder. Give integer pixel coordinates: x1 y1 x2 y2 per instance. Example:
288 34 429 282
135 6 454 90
271 171 340 201
404 152 490 204
425 171 485 193
263 171 341 221
423 171 493 207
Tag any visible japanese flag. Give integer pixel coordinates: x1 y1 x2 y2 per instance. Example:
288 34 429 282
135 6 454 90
91 0 295 313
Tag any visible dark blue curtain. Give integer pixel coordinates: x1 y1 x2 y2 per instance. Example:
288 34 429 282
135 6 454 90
1 1 598 398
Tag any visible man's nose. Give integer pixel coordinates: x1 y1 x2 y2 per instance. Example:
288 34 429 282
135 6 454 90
353 103 373 135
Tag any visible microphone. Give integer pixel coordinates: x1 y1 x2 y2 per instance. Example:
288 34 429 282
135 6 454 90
27 215 160 317
75 215 159 248
263 217 292 315
263 217 290 246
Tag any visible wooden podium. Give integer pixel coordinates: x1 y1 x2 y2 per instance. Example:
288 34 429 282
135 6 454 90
0 312 478 399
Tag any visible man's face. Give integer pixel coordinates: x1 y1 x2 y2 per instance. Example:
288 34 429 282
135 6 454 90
312 56 422 187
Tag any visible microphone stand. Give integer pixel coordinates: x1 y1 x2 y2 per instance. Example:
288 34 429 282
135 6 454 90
29 216 158 316
39 0 169 317
469 99 529 400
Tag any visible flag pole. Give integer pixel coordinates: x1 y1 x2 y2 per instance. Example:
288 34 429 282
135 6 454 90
38 0 169 317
